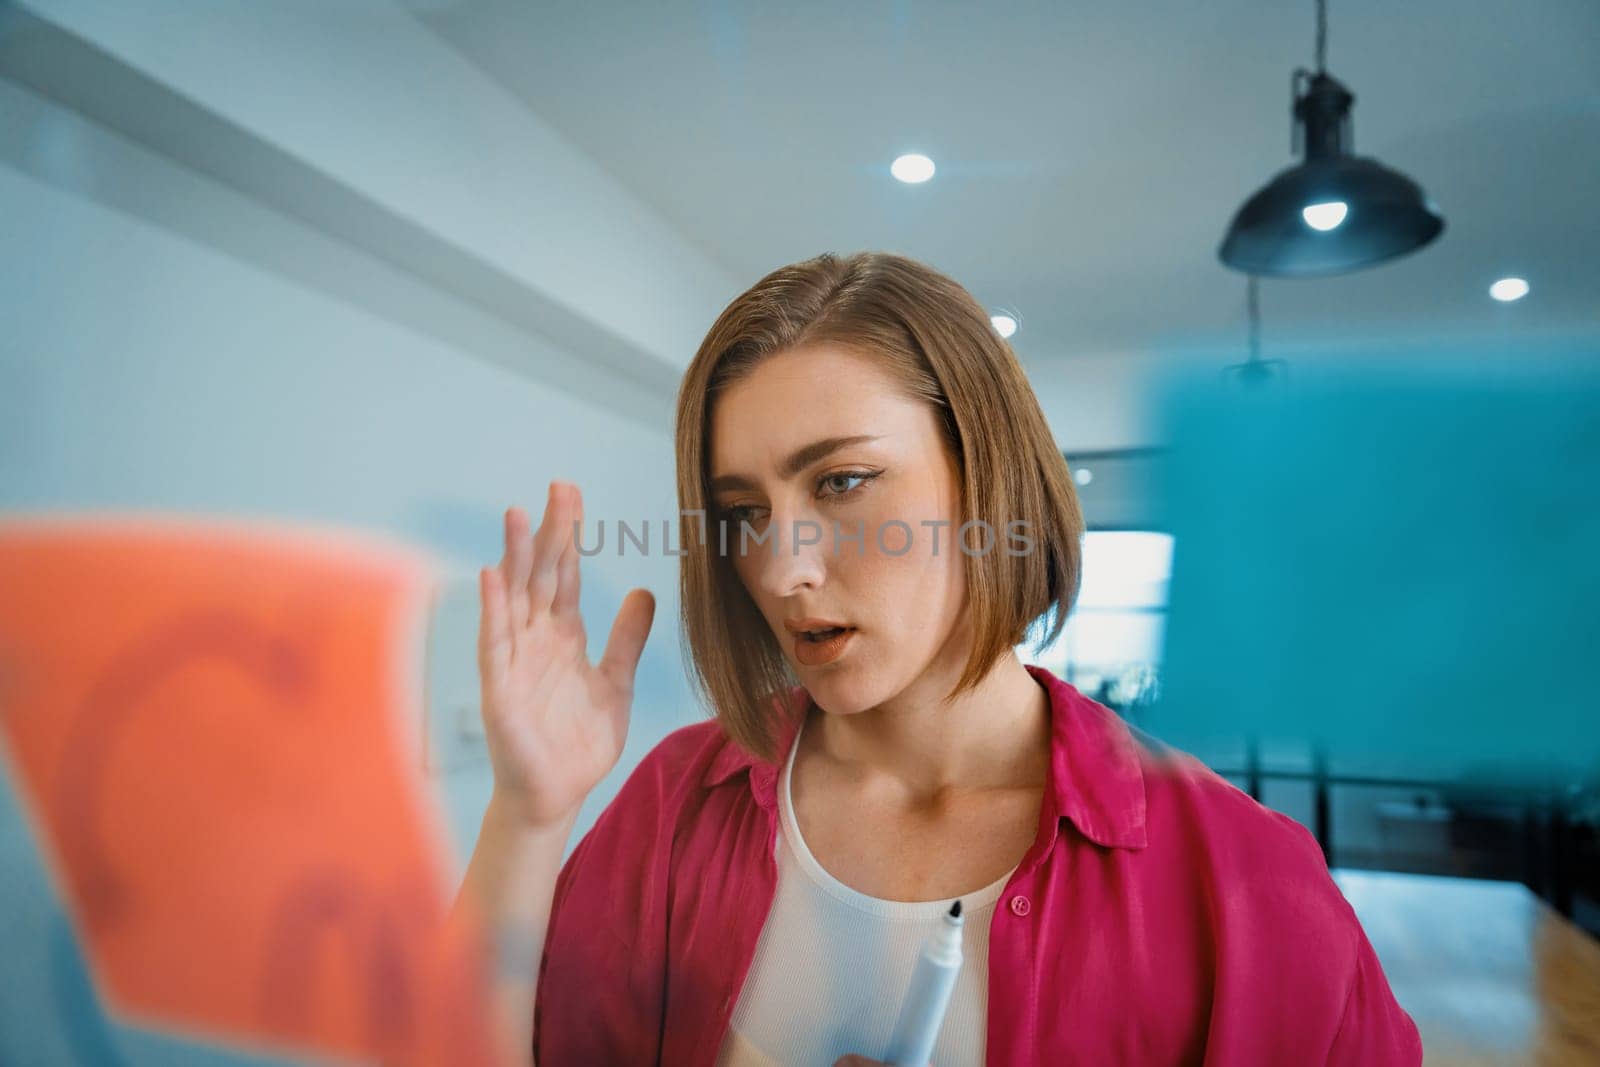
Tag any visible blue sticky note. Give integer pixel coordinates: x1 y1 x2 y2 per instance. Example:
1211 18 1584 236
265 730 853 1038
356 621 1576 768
1144 350 1600 787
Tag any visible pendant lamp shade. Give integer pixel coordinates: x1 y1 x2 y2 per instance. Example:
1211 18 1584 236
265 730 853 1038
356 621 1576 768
1219 71 1444 277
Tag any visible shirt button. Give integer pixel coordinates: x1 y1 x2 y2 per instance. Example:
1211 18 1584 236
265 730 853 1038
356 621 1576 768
1009 894 1031 917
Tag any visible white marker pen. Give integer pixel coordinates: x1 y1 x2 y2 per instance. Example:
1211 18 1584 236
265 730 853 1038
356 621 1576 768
884 900 964 1067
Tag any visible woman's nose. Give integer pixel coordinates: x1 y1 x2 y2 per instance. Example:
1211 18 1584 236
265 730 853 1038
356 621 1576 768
751 516 828 598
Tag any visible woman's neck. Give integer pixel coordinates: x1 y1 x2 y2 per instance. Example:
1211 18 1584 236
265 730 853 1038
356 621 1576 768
806 650 1051 806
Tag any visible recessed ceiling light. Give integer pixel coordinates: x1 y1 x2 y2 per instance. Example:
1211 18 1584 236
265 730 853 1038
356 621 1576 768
1489 277 1529 302
990 313 1018 338
1074 467 1094 487
1301 200 1348 231
891 153 935 184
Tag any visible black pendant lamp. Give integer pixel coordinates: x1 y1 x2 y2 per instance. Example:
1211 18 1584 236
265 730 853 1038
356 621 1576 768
1219 0 1444 277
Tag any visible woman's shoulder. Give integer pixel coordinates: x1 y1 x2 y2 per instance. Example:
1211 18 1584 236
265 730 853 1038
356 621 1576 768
1123 735 1422 1064
588 716 734 829
1132 734 1364 937
1132 732 1324 863
1147 745 1334 872
549 718 735 909
628 715 730 780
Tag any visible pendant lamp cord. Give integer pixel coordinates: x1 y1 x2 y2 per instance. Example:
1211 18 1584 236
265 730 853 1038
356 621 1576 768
1247 275 1262 366
1315 0 1328 75
1292 0 1330 155
1223 275 1283 385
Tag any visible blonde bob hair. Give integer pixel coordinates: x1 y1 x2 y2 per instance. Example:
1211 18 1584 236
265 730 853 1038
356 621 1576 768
674 251 1084 762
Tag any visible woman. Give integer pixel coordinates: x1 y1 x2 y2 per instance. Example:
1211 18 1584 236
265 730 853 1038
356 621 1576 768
455 252 1423 1066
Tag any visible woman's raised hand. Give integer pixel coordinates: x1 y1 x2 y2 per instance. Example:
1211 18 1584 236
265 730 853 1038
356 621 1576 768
477 481 655 828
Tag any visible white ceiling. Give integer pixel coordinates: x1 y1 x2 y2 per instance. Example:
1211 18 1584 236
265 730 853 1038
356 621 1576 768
414 0 1599 367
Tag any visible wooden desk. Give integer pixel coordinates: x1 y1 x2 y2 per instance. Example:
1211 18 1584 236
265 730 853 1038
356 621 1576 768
1334 869 1600 1066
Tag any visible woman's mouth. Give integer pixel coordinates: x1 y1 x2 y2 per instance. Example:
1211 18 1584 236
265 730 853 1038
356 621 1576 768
789 624 858 667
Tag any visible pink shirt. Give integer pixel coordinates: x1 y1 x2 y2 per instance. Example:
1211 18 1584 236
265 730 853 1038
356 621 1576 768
533 665 1423 1065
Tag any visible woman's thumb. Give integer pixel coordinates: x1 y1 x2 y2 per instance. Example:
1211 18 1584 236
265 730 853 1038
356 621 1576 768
598 588 654 688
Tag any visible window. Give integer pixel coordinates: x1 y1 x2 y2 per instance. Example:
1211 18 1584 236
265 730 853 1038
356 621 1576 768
1019 531 1172 715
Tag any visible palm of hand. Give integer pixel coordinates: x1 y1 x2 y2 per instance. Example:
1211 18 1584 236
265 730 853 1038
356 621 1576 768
477 483 654 827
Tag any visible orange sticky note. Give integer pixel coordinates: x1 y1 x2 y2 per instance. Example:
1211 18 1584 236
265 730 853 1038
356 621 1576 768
0 516 493 1065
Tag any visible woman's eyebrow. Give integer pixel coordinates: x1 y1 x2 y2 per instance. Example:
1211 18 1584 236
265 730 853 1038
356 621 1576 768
710 434 883 493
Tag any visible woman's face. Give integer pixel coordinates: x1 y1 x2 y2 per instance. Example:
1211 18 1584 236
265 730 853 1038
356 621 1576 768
708 344 971 713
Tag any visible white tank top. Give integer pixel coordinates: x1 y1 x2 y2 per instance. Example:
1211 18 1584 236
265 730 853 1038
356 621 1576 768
715 712 1016 1066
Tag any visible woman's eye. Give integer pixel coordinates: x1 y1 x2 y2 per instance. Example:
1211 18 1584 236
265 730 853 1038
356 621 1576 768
716 472 876 522
819 471 875 498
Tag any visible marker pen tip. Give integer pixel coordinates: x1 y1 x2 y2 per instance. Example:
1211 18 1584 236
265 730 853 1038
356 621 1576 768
949 900 962 918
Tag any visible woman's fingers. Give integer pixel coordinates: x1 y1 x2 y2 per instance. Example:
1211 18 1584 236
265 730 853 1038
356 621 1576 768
503 505 533 632
477 565 512 685
527 482 572 620
551 484 583 617
598 588 655 691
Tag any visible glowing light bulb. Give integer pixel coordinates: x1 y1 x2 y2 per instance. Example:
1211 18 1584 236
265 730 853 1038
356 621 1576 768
1302 201 1348 231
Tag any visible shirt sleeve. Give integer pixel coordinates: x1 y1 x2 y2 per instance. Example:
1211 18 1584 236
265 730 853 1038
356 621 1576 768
529 825 591 1062
1324 929 1424 1066
529 736 685 1066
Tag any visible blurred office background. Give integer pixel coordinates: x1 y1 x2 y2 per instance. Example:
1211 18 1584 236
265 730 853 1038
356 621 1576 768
2 2 1597 1064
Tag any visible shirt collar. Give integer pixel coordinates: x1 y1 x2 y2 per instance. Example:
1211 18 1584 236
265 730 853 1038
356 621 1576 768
700 663 1148 850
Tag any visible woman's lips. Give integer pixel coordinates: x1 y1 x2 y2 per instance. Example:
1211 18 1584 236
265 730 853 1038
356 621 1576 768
793 626 857 667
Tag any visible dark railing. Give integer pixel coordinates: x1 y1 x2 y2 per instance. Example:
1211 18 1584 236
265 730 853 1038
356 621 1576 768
1209 742 1588 921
